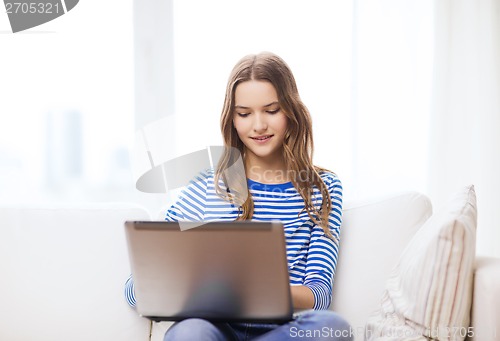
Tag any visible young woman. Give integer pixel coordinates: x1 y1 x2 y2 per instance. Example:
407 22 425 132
125 52 352 341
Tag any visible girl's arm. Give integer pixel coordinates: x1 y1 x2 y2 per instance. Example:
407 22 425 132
302 174 343 310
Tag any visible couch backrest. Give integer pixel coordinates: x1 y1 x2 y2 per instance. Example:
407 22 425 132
332 191 432 339
0 204 151 341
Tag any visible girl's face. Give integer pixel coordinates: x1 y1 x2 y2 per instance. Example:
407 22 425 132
233 80 288 164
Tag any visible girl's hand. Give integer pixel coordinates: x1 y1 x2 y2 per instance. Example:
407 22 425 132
290 285 314 310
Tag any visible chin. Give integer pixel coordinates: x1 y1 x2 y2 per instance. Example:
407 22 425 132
249 149 281 160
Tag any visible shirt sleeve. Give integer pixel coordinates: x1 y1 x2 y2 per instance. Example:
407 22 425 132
124 169 211 308
303 173 343 310
124 274 136 307
164 169 210 221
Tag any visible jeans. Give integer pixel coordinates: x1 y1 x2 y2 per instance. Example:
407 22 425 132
163 310 353 341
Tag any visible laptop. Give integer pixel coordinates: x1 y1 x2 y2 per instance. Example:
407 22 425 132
124 220 293 323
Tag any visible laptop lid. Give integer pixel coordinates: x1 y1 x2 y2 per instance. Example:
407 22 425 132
124 220 293 323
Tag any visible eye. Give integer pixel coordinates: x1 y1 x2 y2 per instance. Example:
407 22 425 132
237 113 250 118
266 108 280 114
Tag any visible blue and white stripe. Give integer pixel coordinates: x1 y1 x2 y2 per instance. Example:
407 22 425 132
125 169 343 310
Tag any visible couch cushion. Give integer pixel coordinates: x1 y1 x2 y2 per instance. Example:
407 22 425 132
331 191 433 339
0 204 152 341
365 185 477 340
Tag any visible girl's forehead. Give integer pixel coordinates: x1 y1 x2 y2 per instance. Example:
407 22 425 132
234 80 278 104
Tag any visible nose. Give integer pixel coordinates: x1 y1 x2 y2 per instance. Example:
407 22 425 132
253 112 268 133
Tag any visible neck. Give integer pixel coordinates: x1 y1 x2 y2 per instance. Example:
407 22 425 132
244 152 290 184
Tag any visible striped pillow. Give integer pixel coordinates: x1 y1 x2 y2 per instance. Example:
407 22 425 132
365 185 477 340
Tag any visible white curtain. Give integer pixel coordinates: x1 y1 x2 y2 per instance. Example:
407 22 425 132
429 0 500 257
350 0 434 200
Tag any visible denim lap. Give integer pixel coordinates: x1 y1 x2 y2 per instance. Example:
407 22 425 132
164 310 353 341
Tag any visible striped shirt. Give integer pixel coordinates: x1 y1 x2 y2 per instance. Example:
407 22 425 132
125 169 343 310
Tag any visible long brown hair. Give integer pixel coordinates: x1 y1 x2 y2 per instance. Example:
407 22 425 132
215 52 335 240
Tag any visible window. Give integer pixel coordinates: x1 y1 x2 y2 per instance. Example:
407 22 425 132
0 1 135 205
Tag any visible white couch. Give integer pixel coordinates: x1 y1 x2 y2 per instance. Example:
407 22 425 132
0 192 498 341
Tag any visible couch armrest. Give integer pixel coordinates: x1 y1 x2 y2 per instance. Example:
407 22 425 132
470 256 500 341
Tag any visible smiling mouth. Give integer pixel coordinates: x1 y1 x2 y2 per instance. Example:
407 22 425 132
250 135 274 142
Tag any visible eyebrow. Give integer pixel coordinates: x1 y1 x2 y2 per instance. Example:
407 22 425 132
234 101 279 110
